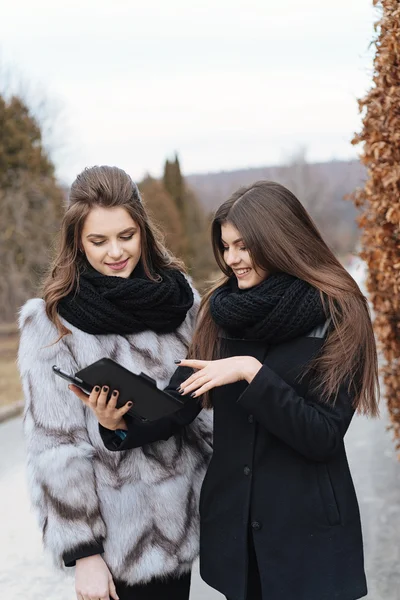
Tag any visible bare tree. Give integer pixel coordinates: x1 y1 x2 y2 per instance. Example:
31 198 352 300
270 148 359 257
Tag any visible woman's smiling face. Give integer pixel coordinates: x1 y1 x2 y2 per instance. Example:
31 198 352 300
221 222 269 289
81 206 142 278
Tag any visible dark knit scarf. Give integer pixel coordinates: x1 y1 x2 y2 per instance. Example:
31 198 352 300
58 262 194 335
210 273 326 343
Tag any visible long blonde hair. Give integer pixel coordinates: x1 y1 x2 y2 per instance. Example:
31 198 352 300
42 165 185 339
190 181 379 416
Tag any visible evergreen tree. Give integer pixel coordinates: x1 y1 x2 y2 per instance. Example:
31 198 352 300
162 153 216 287
0 93 64 322
0 95 55 186
163 154 189 258
139 176 185 258
163 153 185 214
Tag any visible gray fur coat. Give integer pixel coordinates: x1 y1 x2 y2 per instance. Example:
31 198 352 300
18 296 212 586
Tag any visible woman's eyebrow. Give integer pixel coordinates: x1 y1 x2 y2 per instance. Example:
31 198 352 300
86 227 136 239
221 237 244 245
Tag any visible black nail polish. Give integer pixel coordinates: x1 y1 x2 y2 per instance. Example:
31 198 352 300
112 390 118 396
174 360 181 364
127 401 133 406
179 390 185 395
176 387 181 392
190 392 196 398
94 386 100 392
103 386 108 392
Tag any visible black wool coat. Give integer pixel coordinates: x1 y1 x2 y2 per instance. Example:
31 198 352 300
101 322 367 600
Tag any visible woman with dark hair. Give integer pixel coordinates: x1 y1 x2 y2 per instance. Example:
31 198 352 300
74 180 379 600
18 165 212 600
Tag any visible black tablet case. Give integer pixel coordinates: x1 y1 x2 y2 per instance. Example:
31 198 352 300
76 358 184 422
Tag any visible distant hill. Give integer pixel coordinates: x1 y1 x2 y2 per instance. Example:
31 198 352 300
186 159 366 212
186 159 366 257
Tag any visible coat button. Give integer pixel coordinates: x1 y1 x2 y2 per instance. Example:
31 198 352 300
251 521 262 531
248 414 254 423
244 465 251 476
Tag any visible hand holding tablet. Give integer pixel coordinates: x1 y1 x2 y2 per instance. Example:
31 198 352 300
53 357 184 422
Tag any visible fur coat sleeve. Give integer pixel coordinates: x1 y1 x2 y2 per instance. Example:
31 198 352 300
18 299 107 568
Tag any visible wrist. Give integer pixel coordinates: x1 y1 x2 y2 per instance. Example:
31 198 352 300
76 554 101 565
241 357 262 383
106 419 127 431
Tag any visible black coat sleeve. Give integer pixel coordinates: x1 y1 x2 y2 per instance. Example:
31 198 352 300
100 366 203 451
237 363 355 462
63 540 105 567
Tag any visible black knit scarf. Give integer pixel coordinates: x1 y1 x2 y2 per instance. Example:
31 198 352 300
210 273 326 343
58 262 194 335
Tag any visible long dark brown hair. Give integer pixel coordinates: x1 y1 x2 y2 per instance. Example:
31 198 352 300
43 165 185 339
190 181 379 415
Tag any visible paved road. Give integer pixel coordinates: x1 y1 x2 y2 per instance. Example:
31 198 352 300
0 416 222 600
0 411 399 600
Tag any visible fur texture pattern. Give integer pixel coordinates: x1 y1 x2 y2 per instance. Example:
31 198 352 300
18 295 212 585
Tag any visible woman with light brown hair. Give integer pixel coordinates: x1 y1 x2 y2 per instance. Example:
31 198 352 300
75 180 379 600
18 165 212 600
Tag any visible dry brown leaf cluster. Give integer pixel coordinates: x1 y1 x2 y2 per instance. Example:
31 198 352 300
352 0 400 449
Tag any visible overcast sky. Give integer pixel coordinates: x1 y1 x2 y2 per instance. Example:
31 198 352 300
0 0 378 185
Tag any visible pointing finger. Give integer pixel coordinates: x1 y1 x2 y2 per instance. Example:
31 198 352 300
176 359 209 370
